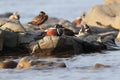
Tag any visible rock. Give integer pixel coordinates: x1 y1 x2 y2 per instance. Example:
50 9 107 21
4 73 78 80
43 17 59 25
39 18 79 34
0 19 8 27
82 4 120 30
51 62 66 67
18 32 39 44
30 36 104 58
16 57 33 69
58 19 79 33
38 17 59 31
3 30 19 48
30 36 60 57
1 28 41 48
1 21 26 32
23 24 40 32
116 31 120 42
87 26 118 34
36 61 66 68
92 63 111 69
98 31 118 50
0 29 4 51
1 24 43 48
0 60 17 69
17 57 66 69
105 0 120 4
77 30 118 50
0 12 13 18
77 24 119 43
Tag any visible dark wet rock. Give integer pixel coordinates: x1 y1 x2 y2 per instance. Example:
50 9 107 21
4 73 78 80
3 30 19 48
87 26 118 34
0 11 119 58
0 12 12 19
1 23 42 48
0 29 4 51
2 30 34 48
77 24 120 43
99 32 118 50
0 60 17 69
30 36 105 58
36 61 66 68
17 57 66 69
0 25 44 56
18 32 42 44
77 30 118 50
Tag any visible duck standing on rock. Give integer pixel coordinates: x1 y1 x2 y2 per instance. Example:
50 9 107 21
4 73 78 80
9 11 20 21
28 11 48 26
45 27 58 36
84 24 92 34
45 24 63 36
54 24 75 36
45 24 75 36
79 24 92 34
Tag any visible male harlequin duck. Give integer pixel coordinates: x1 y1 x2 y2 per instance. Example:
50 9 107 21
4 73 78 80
45 24 75 36
45 28 57 36
54 24 64 36
79 24 92 34
84 24 92 34
54 24 75 36
9 12 20 21
28 11 48 26
45 24 63 36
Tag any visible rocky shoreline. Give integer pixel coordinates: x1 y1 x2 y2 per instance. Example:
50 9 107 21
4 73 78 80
0 0 120 69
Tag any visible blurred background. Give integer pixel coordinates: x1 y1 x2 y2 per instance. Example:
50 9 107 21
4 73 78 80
0 0 103 23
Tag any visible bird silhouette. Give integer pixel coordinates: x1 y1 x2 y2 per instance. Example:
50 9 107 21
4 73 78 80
28 11 48 26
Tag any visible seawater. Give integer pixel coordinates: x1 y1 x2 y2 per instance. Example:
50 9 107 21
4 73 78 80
1 0 120 80
0 0 103 23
